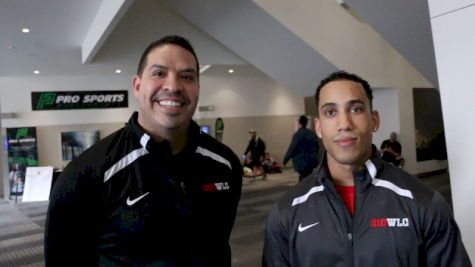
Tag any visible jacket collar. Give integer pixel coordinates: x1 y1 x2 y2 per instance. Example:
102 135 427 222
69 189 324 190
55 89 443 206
126 111 201 156
314 145 385 190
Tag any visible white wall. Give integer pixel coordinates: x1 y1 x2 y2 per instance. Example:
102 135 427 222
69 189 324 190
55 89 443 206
373 88 400 152
196 71 304 119
429 0 475 261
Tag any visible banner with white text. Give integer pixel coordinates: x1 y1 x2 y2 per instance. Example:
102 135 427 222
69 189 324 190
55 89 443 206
31 90 128 110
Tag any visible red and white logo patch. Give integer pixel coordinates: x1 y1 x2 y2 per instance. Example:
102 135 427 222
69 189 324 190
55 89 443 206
202 182 230 192
370 218 409 228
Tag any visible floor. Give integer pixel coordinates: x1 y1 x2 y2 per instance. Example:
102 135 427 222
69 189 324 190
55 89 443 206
0 169 453 267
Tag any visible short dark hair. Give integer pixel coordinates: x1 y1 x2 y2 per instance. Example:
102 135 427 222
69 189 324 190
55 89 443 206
298 115 308 127
314 70 373 116
136 35 200 78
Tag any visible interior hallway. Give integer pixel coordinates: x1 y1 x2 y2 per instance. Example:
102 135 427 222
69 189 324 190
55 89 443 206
0 169 453 267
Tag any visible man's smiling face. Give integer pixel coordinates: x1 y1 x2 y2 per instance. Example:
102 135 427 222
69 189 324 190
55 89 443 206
132 44 199 135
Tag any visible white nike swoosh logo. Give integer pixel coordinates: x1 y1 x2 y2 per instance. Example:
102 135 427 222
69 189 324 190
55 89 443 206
126 192 150 206
298 222 320 232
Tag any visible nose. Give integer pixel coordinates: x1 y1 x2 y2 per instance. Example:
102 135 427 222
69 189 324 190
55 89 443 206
337 111 352 132
163 73 183 93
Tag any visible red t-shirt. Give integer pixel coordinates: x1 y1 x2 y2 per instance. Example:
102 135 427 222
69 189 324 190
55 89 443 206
335 185 355 216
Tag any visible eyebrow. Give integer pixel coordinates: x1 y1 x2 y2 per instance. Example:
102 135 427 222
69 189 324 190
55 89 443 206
319 99 366 111
346 99 366 107
149 64 197 74
320 102 336 111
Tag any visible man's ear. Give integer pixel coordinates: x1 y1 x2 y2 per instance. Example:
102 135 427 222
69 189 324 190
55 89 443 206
371 110 380 132
315 117 322 138
132 75 141 97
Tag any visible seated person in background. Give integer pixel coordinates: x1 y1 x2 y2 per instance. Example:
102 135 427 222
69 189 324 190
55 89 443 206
263 152 282 174
381 132 405 168
243 152 254 177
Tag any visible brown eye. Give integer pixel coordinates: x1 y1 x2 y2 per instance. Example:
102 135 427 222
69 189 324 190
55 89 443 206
350 106 363 113
181 73 196 82
153 70 165 77
324 109 336 117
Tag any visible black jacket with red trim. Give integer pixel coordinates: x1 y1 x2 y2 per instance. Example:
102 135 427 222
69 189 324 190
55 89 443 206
264 146 471 267
45 112 242 266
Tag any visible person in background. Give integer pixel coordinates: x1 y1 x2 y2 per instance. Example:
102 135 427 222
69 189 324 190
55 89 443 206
45 35 243 266
263 70 470 266
380 131 405 168
244 129 266 178
263 152 282 174
283 115 319 181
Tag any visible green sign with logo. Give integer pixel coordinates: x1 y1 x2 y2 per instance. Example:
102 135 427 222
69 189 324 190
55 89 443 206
31 90 128 110
6 127 39 201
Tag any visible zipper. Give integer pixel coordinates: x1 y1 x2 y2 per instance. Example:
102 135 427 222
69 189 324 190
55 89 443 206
325 179 354 265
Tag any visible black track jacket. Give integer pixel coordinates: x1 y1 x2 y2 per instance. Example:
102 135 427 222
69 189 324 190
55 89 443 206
264 146 471 267
45 112 242 266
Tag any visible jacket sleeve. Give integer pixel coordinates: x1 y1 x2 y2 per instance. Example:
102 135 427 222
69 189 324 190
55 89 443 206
423 192 472 267
283 133 299 165
44 164 100 266
210 154 243 267
263 203 291 267
244 140 252 155
226 156 243 238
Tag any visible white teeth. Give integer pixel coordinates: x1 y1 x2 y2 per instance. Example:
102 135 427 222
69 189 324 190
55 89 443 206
159 100 182 107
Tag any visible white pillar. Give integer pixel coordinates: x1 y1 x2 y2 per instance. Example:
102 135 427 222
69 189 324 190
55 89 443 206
428 0 475 261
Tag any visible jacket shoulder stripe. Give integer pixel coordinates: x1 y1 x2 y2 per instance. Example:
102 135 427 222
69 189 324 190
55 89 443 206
372 178 414 199
292 185 324 206
104 148 148 182
365 160 377 179
365 158 414 199
140 134 150 150
195 146 232 170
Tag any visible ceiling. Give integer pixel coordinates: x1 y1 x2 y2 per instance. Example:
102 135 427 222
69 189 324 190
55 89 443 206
0 0 438 94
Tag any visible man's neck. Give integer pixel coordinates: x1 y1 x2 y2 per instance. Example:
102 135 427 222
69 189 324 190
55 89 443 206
138 118 190 155
327 155 366 186
166 130 188 155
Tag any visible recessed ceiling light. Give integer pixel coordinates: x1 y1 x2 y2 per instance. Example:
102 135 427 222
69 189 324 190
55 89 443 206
33 70 40 74
22 28 30 33
228 69 234 74
115 69 122 74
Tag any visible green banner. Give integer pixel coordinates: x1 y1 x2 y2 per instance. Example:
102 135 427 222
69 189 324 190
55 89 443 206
7 127 39 200
31 90 128 110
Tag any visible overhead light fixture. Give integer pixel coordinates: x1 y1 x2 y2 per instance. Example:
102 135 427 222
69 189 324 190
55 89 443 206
33 70 40 74
228 69 234 74
335 0 349 9
22 28 30 33
199 64 211 74
115 69 122 74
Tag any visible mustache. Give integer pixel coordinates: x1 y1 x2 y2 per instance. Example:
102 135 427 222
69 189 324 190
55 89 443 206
152 91 190 104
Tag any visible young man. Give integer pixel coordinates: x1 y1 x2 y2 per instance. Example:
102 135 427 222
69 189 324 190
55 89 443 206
244 129 266 177
283 115 319 181
45 35 243 266
263 71 471 266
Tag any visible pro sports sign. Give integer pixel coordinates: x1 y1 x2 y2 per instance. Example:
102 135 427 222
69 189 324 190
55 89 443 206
32 90 128 110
